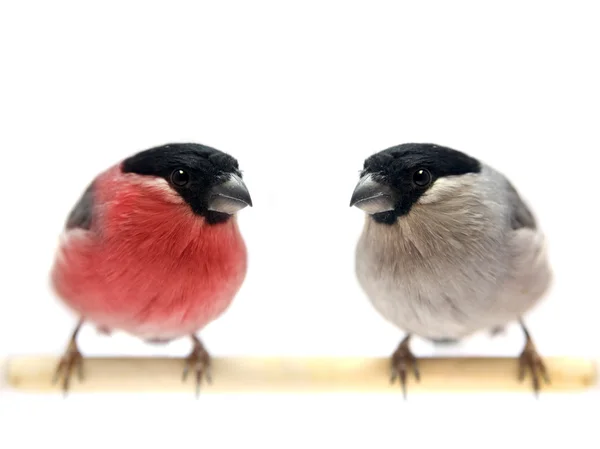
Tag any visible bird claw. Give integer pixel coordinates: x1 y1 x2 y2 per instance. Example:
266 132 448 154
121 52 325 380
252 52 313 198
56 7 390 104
182 337 211 398
518 338 550 397
53 340 84 396
390 336 420 399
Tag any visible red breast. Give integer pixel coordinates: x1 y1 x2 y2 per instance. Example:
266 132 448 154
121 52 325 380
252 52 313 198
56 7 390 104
51 165 248 340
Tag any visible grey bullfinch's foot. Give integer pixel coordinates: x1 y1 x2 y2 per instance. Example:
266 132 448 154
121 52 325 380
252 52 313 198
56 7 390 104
518 321 550 397
182 335 212 397
390 334 420 399
53 320 84 396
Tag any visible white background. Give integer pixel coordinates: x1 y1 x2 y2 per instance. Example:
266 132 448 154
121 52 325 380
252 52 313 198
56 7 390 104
0 0 598 447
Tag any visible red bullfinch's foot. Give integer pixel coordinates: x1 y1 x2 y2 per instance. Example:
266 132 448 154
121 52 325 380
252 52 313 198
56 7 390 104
518 321 550 397
182 335 212 397
390 334 420 399
53 320 84 396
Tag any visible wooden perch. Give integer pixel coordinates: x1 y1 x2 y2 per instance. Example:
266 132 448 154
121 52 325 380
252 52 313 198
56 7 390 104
5 356 597 394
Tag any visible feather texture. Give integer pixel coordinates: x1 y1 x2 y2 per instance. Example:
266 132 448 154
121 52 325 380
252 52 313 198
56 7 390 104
51 165 247 340
355 164 552 340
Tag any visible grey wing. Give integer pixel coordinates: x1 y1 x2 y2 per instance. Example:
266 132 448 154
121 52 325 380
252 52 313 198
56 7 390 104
505 180 536 230
65 181 95 230
498 177 552 316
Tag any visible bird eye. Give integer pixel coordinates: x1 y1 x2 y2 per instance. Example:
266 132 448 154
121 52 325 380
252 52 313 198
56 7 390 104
413 169 432 187
170 169 190 187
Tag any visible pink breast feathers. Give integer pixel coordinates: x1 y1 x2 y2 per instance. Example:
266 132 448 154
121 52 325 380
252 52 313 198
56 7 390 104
51 165 248 341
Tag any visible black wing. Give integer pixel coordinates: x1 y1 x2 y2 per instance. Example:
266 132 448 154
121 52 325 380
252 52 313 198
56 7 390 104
505 180 536 230
65 181 95 230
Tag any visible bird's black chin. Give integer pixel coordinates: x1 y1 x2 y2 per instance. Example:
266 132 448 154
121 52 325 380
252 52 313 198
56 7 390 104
205 211 234 225
371 210 399 225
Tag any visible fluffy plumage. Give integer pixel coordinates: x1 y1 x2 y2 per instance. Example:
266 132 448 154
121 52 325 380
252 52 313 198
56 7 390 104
355 164 551 340
351 143 552 395
50 143 251 394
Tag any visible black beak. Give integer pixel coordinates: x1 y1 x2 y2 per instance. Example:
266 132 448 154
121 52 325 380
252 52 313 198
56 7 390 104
208 173 252 215
350 173 396 214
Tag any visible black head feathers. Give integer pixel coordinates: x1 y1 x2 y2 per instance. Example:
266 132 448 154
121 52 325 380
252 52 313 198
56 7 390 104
123 143 251 224
353 143 481 224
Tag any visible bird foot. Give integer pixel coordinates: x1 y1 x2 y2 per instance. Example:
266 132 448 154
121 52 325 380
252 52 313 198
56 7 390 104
390 335 420 399
53 339 84 395
518 336 550 397
182 336 212 397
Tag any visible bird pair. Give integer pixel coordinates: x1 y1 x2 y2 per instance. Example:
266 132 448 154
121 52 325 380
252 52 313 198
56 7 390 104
50 142 552 397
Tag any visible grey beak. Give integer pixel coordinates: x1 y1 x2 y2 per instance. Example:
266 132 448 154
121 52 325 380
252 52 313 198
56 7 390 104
350 173 396 214
208 173 252 215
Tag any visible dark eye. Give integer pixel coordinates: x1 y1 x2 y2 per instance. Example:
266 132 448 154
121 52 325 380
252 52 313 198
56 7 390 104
170 169 190 187
413 169 432 187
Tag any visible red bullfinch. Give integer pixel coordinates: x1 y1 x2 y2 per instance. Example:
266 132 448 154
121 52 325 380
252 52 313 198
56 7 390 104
50 143 252 395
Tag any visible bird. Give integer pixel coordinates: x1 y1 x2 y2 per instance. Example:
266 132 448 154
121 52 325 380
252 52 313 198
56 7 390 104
50 142 252 396
349 143 552 397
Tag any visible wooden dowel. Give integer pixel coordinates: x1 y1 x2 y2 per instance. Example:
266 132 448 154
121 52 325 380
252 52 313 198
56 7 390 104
5 356 597 393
